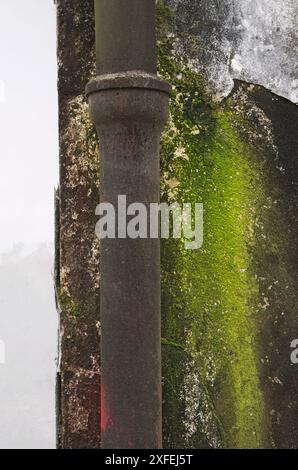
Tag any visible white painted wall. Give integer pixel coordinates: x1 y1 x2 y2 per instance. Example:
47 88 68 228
167 0 298 103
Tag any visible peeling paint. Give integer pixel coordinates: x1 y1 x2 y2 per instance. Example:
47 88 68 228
164 0 298 103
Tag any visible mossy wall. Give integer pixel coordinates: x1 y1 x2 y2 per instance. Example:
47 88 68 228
158 1 298 448
56 0 298 449
56 0 101 449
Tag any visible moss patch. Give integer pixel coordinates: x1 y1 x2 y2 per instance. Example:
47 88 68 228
157 1 267 448
57 287 79 319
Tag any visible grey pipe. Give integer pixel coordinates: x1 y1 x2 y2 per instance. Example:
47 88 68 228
87 0 170 449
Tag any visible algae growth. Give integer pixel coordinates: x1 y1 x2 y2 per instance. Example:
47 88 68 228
157 1 267 448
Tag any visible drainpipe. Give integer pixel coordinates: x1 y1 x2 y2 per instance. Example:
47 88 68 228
86 0 170 449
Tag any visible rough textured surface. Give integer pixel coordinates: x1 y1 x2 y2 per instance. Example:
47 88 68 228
56 0 100 449
165 0 298 103
157 1 298 448
56 0 298 449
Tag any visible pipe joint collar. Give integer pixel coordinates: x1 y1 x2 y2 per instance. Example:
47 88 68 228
86 71 170 97
87 72 170 128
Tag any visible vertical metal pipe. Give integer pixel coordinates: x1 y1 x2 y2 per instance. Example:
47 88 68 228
94 0 157 74
87 0 170 449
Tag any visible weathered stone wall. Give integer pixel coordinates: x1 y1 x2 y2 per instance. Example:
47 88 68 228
159 0 298 449
56 0 100 449
165 0 298 103
56 0 298 448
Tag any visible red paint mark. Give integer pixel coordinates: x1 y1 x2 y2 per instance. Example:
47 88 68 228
100 384 114 433
100 384 128 443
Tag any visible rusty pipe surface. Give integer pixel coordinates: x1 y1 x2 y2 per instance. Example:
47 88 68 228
87 0 170 449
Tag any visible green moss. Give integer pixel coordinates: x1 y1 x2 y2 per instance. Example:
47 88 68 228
157 1 266 448
57 288 79 319
161 337 186 352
